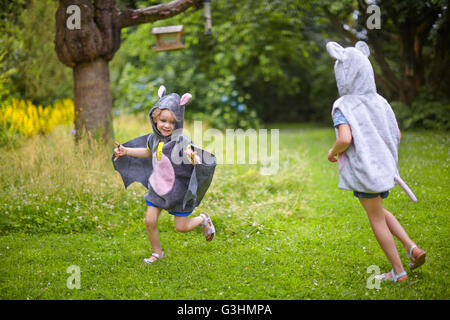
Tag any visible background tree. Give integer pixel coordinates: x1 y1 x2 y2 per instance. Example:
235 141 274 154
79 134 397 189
0 0 72 106
319 0 449 129
111 0 334 125
54 0 202 141
108 0 449 129
322 0 449 105
1 0 448 133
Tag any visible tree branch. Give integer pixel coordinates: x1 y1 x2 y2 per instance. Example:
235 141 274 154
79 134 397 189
322 3 400 99
117 0 202 29
322 6 358 43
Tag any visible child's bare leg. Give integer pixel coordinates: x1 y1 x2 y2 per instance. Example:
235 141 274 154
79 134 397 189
359 197 405 278
145 206 163 262
174 215 205 233
383 208 415 252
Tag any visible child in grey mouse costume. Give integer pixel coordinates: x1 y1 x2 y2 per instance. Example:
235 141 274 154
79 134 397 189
113 85 216 264
326 41 426 282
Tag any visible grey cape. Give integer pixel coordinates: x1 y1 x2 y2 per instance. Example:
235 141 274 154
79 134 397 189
326 41 417 201
112 86 216 212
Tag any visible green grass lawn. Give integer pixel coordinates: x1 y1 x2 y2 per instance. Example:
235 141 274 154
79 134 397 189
0 118 449 300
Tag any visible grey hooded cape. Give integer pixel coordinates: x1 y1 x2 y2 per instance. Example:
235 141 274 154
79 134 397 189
112 86 216 212
326 41 417 201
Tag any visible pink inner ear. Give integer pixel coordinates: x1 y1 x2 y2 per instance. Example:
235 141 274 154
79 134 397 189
180 93 192 105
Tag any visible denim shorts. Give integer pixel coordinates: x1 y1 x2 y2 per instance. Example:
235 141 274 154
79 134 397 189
145 200 192 217
353 191 389 199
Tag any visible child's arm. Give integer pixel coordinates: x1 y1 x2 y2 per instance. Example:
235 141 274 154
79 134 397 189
328 124 352 162
114 142 151 161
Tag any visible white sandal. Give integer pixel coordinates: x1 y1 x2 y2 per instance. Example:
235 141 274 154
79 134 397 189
143 252 165 264
406 244 426 270
200 213 215 242
375 269 408 282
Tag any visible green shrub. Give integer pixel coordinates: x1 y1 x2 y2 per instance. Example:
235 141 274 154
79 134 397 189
391 88 450 131
111 23 259 130
0 0 72 106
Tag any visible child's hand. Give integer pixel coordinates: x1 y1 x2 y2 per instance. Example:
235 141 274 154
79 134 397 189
327 148 338 163
114 142 127 161
184 147 202 165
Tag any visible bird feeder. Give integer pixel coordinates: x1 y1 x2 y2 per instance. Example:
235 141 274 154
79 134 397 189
152 25 185 52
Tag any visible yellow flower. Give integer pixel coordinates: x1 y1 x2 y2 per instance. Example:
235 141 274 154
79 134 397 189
1 98 74 137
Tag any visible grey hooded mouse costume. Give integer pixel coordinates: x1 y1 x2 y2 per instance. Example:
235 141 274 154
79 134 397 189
326 41 417 201
112 86 216 213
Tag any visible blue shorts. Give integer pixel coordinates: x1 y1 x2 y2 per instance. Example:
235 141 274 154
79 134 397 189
353 191 389 199
145 200 192 217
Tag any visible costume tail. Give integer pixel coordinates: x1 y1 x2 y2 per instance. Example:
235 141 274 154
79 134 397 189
394 175 417 202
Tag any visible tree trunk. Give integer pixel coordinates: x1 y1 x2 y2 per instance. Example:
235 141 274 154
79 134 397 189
356 0 442 106
74 58 113 142
399 28 418 105
55 0 120 142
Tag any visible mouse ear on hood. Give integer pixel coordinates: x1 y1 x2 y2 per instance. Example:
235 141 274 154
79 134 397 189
355 41 370 57
180 93 192 106
157 85 166 99
326 41 345 61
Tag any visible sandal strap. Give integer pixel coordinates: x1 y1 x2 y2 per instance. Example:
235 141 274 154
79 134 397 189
200 213 210 228
374 273 386 281
375 270 407 282
204 223 215 236
406 244 417 260
391 269 407 282
200 213 215 239
151 252 164 259
143 252 164 264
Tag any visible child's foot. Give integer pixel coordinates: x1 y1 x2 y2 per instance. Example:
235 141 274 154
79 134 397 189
200 213 215 242
375 269 408 282
143 252 164 264
406 245 426 270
